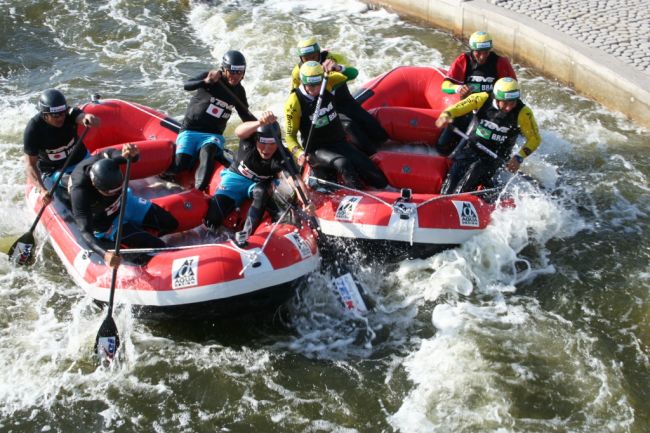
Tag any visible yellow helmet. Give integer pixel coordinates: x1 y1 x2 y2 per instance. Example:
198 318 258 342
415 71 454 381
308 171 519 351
469 31 493 51
299 61 324 85
297 37 321 57
493 77 520 100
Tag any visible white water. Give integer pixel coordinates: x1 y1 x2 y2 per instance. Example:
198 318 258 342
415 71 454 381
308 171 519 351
0 0 647 431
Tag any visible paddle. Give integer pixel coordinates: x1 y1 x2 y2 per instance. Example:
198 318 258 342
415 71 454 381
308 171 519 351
94 156 132 364
451 126 544 189
300 72 329 164
7 127 90 265
216 78 370 314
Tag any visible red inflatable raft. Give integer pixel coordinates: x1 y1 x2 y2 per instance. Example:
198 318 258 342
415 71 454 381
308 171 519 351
306 66 511 256
25 99 319 317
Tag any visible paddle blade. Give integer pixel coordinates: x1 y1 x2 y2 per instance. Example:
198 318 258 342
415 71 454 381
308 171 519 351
94 315 120 364
7 232 36 266
333 272 369 315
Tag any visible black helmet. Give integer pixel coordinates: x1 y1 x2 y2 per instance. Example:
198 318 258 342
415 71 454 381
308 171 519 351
221 50 246 74
38 89 68 114
90 158 123 194
256 122 279 144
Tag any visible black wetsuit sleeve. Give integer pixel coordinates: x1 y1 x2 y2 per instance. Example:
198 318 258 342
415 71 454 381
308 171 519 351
97 148 140 164
183 72 209 91
70 184 107 256
234 87 256 122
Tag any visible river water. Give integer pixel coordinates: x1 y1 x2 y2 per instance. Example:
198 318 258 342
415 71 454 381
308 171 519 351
0 1 648 432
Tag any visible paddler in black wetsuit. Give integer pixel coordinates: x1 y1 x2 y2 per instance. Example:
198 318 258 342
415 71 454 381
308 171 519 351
168 50 256 191
284 61 388 190
290 37 388 155
203 111 312 244
69 143 178 267
23 89 101 203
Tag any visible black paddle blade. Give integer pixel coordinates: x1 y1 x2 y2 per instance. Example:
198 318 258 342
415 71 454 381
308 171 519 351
7 232 36 266
94 315 120 364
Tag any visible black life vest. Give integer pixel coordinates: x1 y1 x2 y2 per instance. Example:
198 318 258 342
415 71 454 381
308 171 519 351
471 95 525 159
463 51 500 94
294 88 347 151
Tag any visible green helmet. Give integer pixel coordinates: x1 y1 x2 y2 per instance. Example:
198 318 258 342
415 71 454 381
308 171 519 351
493 77 521 101
299 61 324 85
297 37 321 58
469 31 493 51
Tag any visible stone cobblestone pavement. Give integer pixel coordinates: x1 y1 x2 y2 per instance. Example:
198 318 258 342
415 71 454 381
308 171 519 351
489 0 650 75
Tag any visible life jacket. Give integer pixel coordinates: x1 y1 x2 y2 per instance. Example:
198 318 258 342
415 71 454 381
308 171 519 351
293 88 347 151
464 51 500 94
471 95 525 159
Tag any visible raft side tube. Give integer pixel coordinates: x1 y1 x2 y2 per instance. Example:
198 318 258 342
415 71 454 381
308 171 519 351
150 189 210 233
92 139 174 180
372 151 451 194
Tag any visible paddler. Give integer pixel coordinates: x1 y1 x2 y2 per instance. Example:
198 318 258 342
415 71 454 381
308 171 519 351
69 143 178 267
437 31 517 156
203 111 313 245
435 77 541 195
23 89 100 204
166 50 256 191
291 37 388 155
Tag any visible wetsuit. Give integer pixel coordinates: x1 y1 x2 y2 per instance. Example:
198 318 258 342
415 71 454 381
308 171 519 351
23 107 89 177
438 51 517 155
69 149 178 257
204 136 292 235
440 92 541 195
171 72 256 190
285 72 388 190
291 50 388 155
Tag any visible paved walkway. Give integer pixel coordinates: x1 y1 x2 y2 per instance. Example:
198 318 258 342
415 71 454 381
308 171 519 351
489 0 650 75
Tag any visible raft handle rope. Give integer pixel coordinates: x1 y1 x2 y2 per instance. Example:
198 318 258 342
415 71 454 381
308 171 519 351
237 206 292 276
109 242 256 258
309 176 497 216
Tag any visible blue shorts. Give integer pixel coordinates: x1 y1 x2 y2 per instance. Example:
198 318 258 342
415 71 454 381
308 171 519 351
214 170 257 206
176 130 225 158
94 188 152 241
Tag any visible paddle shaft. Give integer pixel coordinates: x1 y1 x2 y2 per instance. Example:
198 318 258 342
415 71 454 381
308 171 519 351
452 127 503 162
301 73 329 161
105 157 132 317
27 127 90 234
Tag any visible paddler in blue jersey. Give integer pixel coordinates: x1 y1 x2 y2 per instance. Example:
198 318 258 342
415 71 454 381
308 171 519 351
435 77 541 195
69 144 178 267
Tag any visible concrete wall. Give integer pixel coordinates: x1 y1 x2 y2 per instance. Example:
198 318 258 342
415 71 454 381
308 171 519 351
365 0 650 129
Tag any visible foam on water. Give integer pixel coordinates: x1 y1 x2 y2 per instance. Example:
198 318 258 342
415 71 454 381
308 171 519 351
0 0 648 430
390 299 635 432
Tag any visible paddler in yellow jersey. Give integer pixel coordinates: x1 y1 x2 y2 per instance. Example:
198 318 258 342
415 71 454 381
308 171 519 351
435 77 541 195
285 61 388 190
290 37 389 155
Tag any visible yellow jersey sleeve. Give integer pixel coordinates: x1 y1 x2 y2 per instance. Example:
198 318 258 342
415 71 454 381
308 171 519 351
284 92 303 157
516 106 542 158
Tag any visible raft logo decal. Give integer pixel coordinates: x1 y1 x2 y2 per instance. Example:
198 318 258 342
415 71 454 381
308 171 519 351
452 200 480 227
335 196 363 222
285 232 312 259
172 255 199 289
